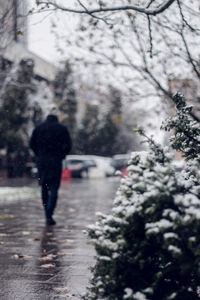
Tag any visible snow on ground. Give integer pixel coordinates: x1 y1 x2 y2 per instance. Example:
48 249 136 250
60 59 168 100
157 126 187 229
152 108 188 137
0 187 40 203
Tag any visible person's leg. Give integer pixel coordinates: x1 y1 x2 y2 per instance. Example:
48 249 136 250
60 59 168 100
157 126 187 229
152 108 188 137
45 164 62 225
41 184 49 218
46 186 58 220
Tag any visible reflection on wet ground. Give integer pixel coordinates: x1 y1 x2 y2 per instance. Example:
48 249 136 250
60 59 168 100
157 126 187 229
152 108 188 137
0 176 38 187
0 178 120 299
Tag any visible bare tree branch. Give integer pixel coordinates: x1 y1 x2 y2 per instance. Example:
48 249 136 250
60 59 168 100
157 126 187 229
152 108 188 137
45 0 200 122
180 30 200 79
37 0 176 16
146 0 157 9
147 16 153 58
75 0 111 24
119 20 200 122
177 0 195 31
76 0 88 12
130 22 173 100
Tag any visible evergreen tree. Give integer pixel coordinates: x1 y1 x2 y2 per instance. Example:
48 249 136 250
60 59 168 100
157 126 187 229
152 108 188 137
0 58 36 176
54 63 77 138
84 94 200 300
96 113 118 156
75 87 126 156
75 104 100 154
95 88 122 156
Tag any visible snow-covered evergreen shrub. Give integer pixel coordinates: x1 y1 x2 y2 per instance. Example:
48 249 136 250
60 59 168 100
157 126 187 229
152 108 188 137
162 93 200 161
85 94 200 300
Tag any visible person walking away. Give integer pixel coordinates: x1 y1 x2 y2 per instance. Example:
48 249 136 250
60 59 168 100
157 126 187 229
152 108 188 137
30 114 72 225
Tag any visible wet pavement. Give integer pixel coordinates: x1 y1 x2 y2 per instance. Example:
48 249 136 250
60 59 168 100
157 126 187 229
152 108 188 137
0 178 120 300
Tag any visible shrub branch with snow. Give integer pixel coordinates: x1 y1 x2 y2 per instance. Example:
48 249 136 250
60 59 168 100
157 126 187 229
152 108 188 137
84 94 200 300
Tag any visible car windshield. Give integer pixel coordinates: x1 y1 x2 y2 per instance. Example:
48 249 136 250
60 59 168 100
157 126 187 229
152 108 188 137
68 160 83 164
111 158 128 168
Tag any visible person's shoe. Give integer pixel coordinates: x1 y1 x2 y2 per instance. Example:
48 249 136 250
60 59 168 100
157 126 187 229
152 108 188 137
46 217 56 226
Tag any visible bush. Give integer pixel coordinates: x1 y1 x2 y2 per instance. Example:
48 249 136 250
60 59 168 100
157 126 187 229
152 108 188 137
84 94 200 300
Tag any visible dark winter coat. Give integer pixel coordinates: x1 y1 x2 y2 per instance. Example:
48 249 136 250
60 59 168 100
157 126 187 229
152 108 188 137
30 115 72 187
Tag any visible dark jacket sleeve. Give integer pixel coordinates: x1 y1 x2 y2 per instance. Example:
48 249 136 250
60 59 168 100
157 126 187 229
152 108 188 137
62 127 72 158
30 128 38 156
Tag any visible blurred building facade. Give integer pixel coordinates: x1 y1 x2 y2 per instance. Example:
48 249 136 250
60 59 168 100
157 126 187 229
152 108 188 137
0 0 58 178
0 0 57 82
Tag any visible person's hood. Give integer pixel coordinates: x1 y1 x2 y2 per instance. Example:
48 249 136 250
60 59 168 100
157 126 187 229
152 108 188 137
46 115 58 123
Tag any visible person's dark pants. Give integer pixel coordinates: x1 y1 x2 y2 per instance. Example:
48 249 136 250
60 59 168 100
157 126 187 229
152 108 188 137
37 158 62 220
41 183 58 219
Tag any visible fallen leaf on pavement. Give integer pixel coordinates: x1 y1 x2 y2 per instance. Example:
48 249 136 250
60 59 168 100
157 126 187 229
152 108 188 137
40 263 56 268
58 294 75 298
39 254 56 261
0 214 15 219
46 232 53 236
12 254 20 259
22 231 31 235
68 208 76 212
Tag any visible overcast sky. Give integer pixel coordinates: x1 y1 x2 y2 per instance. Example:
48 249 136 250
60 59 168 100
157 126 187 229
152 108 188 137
28 1 60 63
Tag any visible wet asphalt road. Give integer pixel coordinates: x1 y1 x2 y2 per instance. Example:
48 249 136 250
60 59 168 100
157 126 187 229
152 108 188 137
0 178 120 300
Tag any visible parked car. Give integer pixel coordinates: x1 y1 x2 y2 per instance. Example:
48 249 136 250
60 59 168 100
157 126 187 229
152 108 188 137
111 154 131 172
62 155 94 178
86 156 115 178
62 155 115 179
111 152 148 176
